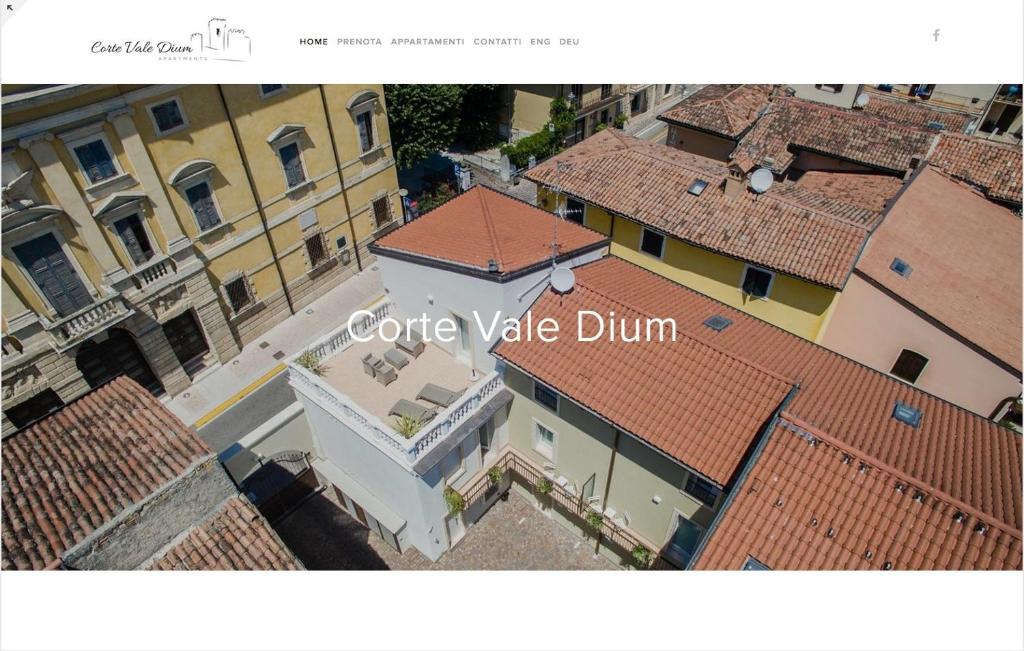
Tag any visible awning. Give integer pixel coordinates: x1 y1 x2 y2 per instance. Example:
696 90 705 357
313 459 406 535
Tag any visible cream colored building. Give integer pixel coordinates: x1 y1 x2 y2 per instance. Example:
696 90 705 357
1 84 400 434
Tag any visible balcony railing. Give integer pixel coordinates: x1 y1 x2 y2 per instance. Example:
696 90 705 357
47 293 133 351
1 334 23 359
130 256 176 292
289 302 506 466
458 448 663 569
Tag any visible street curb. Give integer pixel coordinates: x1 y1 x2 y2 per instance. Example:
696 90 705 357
193 362 287 429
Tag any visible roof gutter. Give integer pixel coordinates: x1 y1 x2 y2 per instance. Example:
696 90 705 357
685 383 801 570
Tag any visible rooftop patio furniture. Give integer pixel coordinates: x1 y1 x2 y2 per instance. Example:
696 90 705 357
416 382 466 407
362 353 381 377
396 329 425 358
373 360 397 386
388 399 436 423
383 348 409 370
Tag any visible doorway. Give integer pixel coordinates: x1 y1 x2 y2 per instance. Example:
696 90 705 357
453 313 472 363
162 309 210 376
76 328 162 394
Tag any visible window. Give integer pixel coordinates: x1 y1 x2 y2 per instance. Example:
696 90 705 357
890 349 928 384
640 228 665 258
664 84 673 95
72 138 118 184
741 265 774 299
741 556 771 571
569 84 583 106
892 401 923 428
814 84 845 94
703 315 732 332
444 449 466 483
356 109 375 153
565 198 585 224
148 98 186 135
687 179 708 196
12 233 92 317
277 142 306 188
304 230 329 269
534 422 556 460
372 196 393 228
479 424 493 456
259 84 286 97
665 515 704 567
601 84 612 99
890 257 912 277
223 275 254 314
4 389 64 430
533 381 558 412
112 214 154 266
684 474 721 506
184 181 222 231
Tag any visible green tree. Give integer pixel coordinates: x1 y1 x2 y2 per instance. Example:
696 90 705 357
384 84 465 169
456 84 503 150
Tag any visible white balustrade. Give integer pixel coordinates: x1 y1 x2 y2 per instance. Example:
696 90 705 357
47 294 133 350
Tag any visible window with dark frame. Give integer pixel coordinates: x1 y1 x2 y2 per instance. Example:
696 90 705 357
890 349 928 384
260 84 285 96
601 84 612 99
278 142 306 188
112 214 154 266
741 266 773 298
304 230 329 269
533 381 558 412
356 110 375 152
372 196 392 228
73 139 117 184
150 100 185 133
640 228 664 258
814 84 845 94
684 474 721 506
224 276 253 314
185 181 222 231
565 197 585 224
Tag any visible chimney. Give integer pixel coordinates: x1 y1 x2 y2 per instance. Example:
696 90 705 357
724 166 745 199
904 155 923 180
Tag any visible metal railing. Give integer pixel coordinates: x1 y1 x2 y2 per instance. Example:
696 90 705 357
46 293 133 351
458 448 664 568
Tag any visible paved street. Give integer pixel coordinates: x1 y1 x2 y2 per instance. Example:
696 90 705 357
168 266 384 427
196 371 296 453
274 487 617 570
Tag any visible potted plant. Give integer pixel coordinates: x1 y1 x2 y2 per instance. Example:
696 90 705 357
394 415 424 439
630 545 652 569
444 486 465 516
613 113 628 129
536 478 553 495
585 511 604 536
295 349 324 376
487 466 504 487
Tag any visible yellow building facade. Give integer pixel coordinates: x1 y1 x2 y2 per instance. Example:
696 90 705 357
1 84 400 434
537 188 841 341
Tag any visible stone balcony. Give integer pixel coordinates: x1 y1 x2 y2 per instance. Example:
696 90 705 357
46 293 134 352
288 302 506 469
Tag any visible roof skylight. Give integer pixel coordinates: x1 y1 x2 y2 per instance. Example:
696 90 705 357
890 257 912 278
688 179 708 196
892 401 922 427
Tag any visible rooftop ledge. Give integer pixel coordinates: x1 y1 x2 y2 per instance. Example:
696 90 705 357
287 301 504 467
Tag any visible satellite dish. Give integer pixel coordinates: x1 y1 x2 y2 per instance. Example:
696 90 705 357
550 266 576 294
855 93 870 108
749 168 774 194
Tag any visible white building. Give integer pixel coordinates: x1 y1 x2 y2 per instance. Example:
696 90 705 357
288 186 608 559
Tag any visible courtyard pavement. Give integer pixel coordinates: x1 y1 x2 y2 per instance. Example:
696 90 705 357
167 266 384 427
273 487 617 571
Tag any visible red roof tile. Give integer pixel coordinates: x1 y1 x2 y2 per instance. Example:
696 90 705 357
525 130 872 288
781 170 905 215
693 416 1022 570
855 166 1022 371
859 92 975 133
373 185 607 275
494 257 1022 537
928 133 1023 205
733 97 936 174
2 378 211 570
148 496 301 570
658 85 773 139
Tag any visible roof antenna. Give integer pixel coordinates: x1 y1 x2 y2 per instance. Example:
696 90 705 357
549 160 576 296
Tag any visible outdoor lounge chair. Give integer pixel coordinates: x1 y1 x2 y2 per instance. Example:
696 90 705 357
373 360 397 386
395 329 425 358
416 383 466 407
388 399 436 423
383 348 409 370
361 353 381 377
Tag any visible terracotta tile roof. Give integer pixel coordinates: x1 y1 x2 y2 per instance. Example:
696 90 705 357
372 185 607 275
859 92 975 133
148 496 301 570
781 170 905 216
693 416 1022 570
855 166 1022 371
928 133 1023 205
524 130 872 288
494 258 1022 538
2 377 211 570
657 85 773 139
495 272 795 485
732 97 936 174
